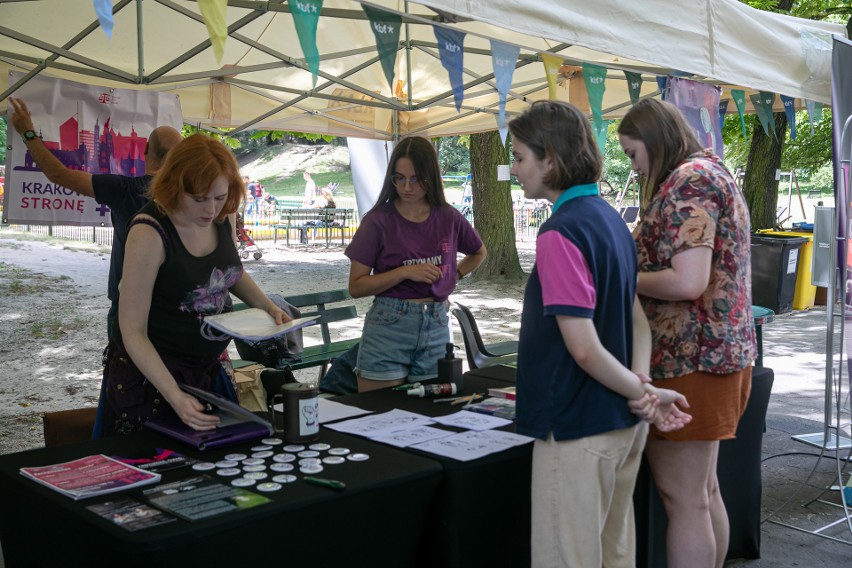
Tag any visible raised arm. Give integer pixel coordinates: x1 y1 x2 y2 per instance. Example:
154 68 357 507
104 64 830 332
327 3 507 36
637 246 712 301
9 98 95 197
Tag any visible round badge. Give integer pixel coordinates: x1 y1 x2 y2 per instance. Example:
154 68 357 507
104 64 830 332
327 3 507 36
243 464 267 473
256 482 283 492
224 453 247 462
272 474 298 484
270 463 295 473
297 450 320 458
242 458 265 467
298 458 322 467
273 453 296 463
192 462 216 471
322 456 345 465
231 477 255 487
309 443 331 451
283 444 305 453
300 464 324 475
347 453 370 462
251 451 274 459
215 460 239 469
245 471 268 481
327 447 350 456
251 445 273 452
262 438 284 446
217 468 242 477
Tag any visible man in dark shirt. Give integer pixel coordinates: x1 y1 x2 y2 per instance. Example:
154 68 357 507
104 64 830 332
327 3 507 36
9 97 182 338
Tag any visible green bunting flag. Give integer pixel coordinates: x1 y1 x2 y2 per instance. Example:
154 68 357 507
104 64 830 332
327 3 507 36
290 0 324 87
362 5 401 93
593 119 612 154
749 91 776 139
582 63 607 139
730 89 748 139
624 71 642 105
805 99 822 135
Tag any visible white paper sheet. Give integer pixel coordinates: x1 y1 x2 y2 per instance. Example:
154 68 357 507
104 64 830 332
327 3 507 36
369 426 455 448
430 410 513 431
324 409 435 437
410 429 534 462
271 398 373 425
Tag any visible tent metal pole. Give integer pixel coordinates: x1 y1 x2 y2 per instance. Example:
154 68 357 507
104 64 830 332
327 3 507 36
136 0 144 83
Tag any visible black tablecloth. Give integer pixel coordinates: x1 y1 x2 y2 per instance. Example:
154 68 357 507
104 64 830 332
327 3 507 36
0 427 441 568
332 373 532 568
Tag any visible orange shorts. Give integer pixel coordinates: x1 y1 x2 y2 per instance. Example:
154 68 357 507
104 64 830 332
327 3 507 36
648 367 752 442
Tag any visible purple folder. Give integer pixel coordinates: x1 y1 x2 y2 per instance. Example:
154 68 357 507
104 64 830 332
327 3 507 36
144 385 274 451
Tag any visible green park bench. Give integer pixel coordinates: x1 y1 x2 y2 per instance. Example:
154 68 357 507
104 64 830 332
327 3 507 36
272 207 353 246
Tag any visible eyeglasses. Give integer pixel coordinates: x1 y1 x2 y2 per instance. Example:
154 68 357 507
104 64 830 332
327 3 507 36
391 174 421 188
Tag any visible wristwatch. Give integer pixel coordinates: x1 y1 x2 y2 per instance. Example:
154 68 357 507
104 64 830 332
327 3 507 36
22 130 38 142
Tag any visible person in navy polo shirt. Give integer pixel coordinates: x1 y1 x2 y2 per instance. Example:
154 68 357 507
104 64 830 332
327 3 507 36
509 101 691 568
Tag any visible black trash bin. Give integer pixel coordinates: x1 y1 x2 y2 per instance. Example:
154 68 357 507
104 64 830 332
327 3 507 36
750 234 808 314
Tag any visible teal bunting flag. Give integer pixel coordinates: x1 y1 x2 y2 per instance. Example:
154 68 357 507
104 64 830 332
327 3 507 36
362 5 401 93
593 120 612 154
750 92 776 139
491 40 520 145
93 0 114 38
582 63 607 136
730 89 748 139
805 99 822 135
780 95 797 141
624 71 642 105
290 0 324 87
434 26 466 112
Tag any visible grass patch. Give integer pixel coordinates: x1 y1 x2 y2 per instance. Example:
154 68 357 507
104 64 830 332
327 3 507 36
29 316 86 339
0 263 70 296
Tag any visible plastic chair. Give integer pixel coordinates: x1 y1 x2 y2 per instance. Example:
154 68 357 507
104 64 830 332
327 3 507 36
451 303 518 369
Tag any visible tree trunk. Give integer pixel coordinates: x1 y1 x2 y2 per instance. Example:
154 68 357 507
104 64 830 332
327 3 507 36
744 112 787 230
469 131 524 280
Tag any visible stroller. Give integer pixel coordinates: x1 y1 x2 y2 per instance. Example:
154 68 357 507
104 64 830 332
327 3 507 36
235 212 263 260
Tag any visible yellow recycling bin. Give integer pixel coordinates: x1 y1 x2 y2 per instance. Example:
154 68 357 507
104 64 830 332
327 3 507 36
756 230 815 310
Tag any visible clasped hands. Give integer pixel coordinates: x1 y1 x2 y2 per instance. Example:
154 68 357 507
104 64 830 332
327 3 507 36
629 373 692 432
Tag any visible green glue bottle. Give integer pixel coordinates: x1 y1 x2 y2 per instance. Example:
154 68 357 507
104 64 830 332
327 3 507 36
437 342 464 391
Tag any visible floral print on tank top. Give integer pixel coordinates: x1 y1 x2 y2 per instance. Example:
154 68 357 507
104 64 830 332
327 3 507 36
635 150 757 379
180 266 243 317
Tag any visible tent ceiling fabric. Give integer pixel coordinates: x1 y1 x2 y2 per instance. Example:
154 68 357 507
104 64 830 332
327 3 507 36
0 0 846 140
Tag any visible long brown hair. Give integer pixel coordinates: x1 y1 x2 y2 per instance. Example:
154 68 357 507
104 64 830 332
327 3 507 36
617 98 702 205
508 100 602 189
370 136 447 213
149 133 244 222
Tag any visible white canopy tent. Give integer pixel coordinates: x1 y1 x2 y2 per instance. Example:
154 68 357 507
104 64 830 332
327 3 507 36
0 0 846 140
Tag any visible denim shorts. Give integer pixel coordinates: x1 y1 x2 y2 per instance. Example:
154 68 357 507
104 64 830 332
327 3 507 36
355 297 451 381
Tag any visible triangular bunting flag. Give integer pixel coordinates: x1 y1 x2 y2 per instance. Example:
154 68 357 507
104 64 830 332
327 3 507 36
780 95 797 141
730 89 748 139
624 71 642 105
362 5 401 93
719 99 730 133
199 0 229 64
290 0 324 87
593 119 612 154
749 92 776 139
805 100 822 135
582 63 607 131
491 40 520 145
93 0 114 39
656 76 668 100
540 53 562 100
434 26 466 112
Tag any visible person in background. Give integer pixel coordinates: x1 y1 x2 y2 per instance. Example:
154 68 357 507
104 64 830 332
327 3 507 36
509 100 691 568
9 97 182 339
345 136 487 392
244 177 258 216
312 187 336 209
618 98 757 568
303 171 317 207
100 134 290 436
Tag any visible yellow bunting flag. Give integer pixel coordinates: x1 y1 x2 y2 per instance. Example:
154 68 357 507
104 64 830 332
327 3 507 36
541 53 562 100
199 0 228 64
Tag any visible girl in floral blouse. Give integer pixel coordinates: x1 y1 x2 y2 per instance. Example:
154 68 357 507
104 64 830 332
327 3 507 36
618 98 757 568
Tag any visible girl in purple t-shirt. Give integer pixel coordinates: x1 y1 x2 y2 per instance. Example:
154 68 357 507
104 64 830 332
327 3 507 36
345 137 486 392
